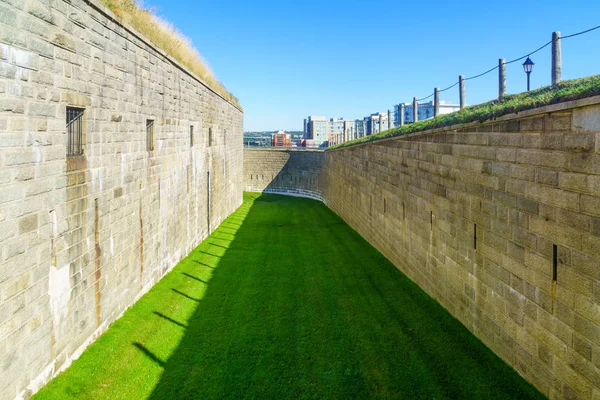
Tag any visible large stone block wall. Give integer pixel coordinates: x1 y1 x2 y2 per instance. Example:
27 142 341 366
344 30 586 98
244 148 324 200
0 0 243 398
323 98 600 400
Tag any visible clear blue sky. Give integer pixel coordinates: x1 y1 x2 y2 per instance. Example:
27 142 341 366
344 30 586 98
148 0 599 131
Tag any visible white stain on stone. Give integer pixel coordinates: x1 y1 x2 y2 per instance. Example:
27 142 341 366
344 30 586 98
48 206 71 329
121 154 126 185
91 168 103 192
48 265 71 328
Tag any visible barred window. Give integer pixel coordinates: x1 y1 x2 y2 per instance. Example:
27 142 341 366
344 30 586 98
146 119 154 151
66 107 84 156
190 125 194 147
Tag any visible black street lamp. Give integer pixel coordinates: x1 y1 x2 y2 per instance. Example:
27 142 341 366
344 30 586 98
522 57 534 92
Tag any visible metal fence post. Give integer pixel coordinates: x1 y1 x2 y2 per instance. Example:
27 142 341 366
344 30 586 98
434 88 440 117
400 104 405 126
459 75 465 109
412 97 418 123
552 31 562 85
498 58 506 101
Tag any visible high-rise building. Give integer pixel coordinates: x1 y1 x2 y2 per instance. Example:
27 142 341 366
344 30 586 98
343 120 354 142
327 118 346 145
303 116 328 147
354 119 365 139
303 116 354 147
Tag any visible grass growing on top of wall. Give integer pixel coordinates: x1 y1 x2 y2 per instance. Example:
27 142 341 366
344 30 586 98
35 193 543 400
331 74 600 150
100 0 240 108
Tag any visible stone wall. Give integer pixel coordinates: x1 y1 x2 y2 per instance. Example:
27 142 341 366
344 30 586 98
0 1 243 398
323 98 600 400
244 148 324 200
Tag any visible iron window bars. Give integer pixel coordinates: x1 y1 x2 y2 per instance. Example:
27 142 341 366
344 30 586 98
66 107 84 156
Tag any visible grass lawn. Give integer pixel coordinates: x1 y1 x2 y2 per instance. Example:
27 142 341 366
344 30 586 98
34 193 544 400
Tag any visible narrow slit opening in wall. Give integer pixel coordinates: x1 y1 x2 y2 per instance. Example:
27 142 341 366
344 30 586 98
383 198 386 214
146 119 154 151
552 244 558 282
474 224 477 250
190 125 194 147
430 211 433 230
95 198 99 228
402 203 405 220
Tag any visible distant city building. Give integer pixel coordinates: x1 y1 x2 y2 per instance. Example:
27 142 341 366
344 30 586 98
303 116 354 147
364 112 389 135
344 120 354 142
327 118 348 145
272 130 292 147
303 100 460 147
354 119 365 139
329 118 345 135
303 116 328 147
395 100 460 124
299 139 322 149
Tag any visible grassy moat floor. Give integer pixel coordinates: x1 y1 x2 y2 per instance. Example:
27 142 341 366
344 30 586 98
35 193 544 399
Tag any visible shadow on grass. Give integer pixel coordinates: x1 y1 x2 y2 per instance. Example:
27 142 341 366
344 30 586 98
141 193 544 400
133 343 165 368
171 289 201 302
34 193 544 400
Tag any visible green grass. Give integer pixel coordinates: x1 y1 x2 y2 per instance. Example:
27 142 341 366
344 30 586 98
34 193 544 400
331 75 600 150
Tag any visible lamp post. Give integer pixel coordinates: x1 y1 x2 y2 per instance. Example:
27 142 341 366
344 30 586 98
522 57 534 92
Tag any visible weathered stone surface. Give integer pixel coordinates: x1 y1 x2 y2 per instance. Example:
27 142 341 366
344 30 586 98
318 102 600 400
243 149 324 201
0 0 243 398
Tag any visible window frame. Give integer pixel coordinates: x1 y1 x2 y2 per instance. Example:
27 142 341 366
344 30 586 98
66 107 85 157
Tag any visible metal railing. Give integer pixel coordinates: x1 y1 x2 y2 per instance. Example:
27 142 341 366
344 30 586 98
395 25 600 124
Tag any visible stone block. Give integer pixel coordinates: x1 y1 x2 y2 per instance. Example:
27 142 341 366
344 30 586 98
26 1 56 25
573 105 600 133
0 98 25 114
559 173 592 194
570 154 600 175
581 195 600 217
564 134 595 152
517 149 569 170
582 235 600 258
573 313 600 346
18 214 37 234
27 103 56 117
0 3 17 28
548 113 572 132
520 117 545 133
0 187 23 205
537 169 559 187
